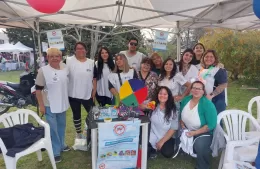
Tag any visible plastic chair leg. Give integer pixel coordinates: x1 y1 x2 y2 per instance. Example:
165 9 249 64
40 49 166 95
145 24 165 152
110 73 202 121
36 150 43 161
218 149 225 169
4 156 16 169
46 143 57 169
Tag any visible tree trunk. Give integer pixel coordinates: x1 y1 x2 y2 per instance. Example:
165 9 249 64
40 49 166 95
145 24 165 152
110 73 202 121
233 72 239 80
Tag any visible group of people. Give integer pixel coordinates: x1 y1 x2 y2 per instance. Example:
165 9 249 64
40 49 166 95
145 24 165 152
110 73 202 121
35 37 227 169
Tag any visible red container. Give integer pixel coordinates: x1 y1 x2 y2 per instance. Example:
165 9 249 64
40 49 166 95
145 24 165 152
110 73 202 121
136 148 142 168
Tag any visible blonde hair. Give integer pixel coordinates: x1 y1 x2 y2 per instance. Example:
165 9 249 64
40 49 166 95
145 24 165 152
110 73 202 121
151 52 161 60
47 48 62 56
113 53 130 73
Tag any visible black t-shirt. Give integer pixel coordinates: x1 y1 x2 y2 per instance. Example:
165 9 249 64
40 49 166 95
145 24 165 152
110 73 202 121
190 58 200 65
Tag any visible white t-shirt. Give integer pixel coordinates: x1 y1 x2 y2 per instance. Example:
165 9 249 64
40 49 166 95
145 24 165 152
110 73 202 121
119 51 145 71
181 101 201 130
95 62 112 98
149 106 179 149
158 72 187 96
108 69 134 92
40 65 69 113
66 56 95 100
180 65 199 94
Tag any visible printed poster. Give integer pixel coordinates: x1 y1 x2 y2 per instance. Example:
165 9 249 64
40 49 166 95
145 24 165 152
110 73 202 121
42 42 48 52
152 30 169 51
46 29 65 50
97 120 141 169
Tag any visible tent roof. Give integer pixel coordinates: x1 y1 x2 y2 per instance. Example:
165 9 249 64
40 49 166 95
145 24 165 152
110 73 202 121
14 41 32 51
0 0 257 31
0 42 32 52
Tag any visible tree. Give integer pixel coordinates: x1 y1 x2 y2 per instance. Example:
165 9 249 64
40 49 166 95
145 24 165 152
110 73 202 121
200 28 260 82
4 23 147 59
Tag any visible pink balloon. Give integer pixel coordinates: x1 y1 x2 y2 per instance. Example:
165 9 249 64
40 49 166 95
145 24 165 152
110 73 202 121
26 0 65 14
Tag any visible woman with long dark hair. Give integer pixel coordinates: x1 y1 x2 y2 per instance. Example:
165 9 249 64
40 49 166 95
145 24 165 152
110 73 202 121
191 43 206 68
148 86 178 159
96 47 115 106
178 49 199 94
158 58 190 106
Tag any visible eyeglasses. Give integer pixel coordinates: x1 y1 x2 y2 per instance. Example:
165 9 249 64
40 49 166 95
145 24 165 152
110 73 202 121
191 87 203 91
129 42 138 46
142 63 151 67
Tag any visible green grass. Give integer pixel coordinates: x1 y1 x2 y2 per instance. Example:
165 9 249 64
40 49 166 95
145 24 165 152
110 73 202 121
0 71 260 169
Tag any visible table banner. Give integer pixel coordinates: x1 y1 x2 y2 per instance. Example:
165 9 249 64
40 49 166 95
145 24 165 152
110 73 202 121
97 120 141 169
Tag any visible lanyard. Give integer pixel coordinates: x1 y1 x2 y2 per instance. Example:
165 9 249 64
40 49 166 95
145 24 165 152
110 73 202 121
139 71 150 83
198 66 214 79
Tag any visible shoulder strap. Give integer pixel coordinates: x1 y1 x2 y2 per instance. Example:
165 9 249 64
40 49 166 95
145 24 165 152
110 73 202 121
139 71 150 82
117 72 122 86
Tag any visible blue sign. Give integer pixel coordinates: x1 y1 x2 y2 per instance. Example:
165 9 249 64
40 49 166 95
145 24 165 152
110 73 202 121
152 30 169 51
97 120 141 169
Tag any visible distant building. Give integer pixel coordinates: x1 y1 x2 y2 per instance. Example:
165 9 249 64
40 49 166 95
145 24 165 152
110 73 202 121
0 32 9 44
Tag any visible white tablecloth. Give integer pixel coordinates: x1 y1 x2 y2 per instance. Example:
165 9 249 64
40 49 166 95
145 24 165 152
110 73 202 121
5 62 17 70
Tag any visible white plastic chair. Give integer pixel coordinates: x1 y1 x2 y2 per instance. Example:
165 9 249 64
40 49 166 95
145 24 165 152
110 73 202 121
0 109 56 169
248 96 260 130
217 110 260 169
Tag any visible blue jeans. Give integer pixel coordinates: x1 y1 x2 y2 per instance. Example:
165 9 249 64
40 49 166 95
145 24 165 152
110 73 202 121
212 98 226 114
45 107 67 157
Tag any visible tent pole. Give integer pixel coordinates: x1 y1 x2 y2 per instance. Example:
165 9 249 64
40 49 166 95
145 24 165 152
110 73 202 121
31 30 37 73
36 19 42 67
176 21 181 61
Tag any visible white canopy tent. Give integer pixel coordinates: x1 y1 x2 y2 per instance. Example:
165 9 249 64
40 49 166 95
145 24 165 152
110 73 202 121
0 41 32 68
0 0 257 59
0 41 32 52
14 41 33 51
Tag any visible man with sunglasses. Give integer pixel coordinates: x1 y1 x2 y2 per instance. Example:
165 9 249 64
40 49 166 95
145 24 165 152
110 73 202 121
120 37 146 71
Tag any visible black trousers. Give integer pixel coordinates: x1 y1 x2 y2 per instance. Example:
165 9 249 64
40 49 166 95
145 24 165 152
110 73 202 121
148 138 175 158
69 97 94 143
96 94 112 106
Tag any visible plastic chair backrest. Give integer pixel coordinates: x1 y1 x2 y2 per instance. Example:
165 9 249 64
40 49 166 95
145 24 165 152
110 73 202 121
217 110 260 141
0 109 40 128
248 96 260 115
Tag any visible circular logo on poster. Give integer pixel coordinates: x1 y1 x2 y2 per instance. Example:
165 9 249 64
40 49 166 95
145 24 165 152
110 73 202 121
113 124 126 136
160 32 164 36
52 31 56 36
99 163 105 169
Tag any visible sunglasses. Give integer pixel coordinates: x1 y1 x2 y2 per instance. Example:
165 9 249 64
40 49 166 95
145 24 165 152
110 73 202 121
129 42 138 46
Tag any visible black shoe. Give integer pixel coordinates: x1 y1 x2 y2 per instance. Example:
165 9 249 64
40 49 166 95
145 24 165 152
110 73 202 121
55 156 62 163
62 146 71 152
149 152 157 159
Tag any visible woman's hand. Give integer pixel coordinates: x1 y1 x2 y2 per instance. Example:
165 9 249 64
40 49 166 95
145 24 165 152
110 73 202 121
139 103 148 110
39 104 45 115
206 94 214 100
186 131 197 138
180 120 186 129
156 139 165 150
